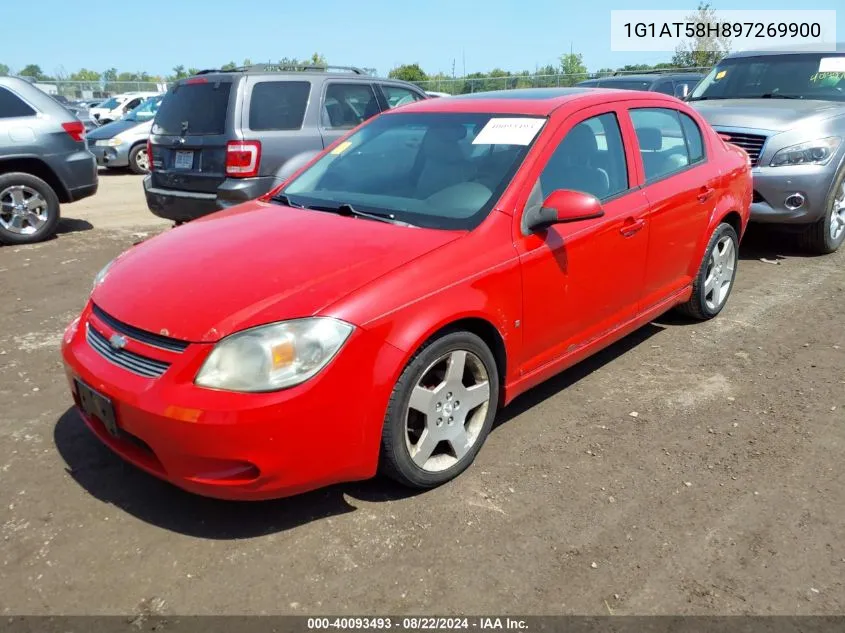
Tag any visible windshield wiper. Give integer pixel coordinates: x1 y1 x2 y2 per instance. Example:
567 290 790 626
271 193 305 208
309 203 414 227
759 93 801 99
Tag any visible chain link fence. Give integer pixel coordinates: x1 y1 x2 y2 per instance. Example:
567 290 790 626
36 66 711 99
414 67 711 95
34 81 170 99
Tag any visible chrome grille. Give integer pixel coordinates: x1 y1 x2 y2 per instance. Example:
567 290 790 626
715 129 767 166
86 325 171 378
92 304 188 352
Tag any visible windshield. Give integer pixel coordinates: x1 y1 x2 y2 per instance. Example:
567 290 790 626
600 79 653 91
280 112 544 230
152 81 231 135
98 97 120 109
124 96 162 121
690 53 845 101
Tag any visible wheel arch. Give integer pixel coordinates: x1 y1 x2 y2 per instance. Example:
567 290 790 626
0 156 69 202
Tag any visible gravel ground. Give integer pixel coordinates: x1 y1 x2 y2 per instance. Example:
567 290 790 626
1 170 843 616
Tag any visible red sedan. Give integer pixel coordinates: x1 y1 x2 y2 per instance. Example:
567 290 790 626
62 88 751 500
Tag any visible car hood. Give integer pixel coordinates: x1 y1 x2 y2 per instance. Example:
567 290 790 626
87 118 145 140
92 202 462 342
690 99 845 132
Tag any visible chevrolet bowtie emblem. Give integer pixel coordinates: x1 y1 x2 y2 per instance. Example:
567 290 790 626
109 334 128 350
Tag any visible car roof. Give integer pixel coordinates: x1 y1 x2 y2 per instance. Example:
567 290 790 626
390 87 682 116
586 73 702 82
726 42 845 58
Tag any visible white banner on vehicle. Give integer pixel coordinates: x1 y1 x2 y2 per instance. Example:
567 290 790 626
472 118 545 146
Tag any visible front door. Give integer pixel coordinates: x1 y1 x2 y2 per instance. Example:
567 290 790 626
514 106 650 374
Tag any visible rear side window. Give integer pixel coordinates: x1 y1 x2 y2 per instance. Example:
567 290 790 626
0 87 36 118
679 112 705 164
321 83 380 129
249 81 311 131
153 82 231 135
380 85 424 109
653 80 676 95
630 107 691 182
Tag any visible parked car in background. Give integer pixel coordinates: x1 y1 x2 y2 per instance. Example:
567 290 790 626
73 98 104 109
0 77 97 245
87 96 162 174
144 64 428 223
64 88 750 500
58 101 99 132
89 92 160 125
577 72 704 99
689 44 845 253
425 91 452 98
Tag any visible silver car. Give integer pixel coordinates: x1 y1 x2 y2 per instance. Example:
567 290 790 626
689 44 845 253
87 96 162 174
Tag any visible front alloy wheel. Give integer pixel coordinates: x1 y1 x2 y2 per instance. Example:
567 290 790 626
380 331 499 488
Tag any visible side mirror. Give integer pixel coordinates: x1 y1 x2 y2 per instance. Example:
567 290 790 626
523 189 604 233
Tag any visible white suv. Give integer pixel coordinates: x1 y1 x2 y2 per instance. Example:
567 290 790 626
89 92 161 125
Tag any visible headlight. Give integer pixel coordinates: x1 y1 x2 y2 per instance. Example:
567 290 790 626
195 318 354 392
94 138 124 147
769 137 841 167
92 259 114 292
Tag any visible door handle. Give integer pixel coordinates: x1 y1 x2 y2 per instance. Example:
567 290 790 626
619 218 646 237
697 186 715 203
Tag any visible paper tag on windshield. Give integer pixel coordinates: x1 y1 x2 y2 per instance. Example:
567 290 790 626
472 118 545 146
819 57 845 72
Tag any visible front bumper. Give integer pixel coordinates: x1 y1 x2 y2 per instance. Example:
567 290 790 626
89 143 130 168
749 163 837 225
60 303 404 500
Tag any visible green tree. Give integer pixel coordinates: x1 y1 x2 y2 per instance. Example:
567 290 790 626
221 60 237 71
388 63 427 83
671 2 731 68
169 65 188 80
559 53 588 85
19 64 46 80
102 68 118 82
0 63 9 77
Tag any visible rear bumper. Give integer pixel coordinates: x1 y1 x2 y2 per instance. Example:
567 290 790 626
749 164 836 225
53 150 98 203
143 175 276 222
68 181 98 202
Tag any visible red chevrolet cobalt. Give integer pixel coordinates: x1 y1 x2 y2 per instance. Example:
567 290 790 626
62 88 751 500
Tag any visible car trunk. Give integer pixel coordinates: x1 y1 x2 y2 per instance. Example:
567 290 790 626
149 79 234 194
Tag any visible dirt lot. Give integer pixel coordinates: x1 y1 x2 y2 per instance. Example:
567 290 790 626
1 170 844 616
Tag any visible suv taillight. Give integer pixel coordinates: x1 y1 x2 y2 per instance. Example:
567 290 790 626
147 138 153 172
226 140 261 178
62 121 85 143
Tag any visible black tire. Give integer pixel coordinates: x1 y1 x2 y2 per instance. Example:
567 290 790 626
677 222 739 321
128 143 150 175
0 172 61 246
379 331 500 489
797 164 845 255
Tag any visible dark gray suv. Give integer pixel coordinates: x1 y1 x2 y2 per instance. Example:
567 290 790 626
0 77 98 244
144 64 428 222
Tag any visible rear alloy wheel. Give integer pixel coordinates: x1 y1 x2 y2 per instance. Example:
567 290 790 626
798 166 845 254
0 172 60 245
380 331 499 488
677 222 739 320
129 143 150 175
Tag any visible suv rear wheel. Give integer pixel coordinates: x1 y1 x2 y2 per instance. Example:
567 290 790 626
0 172 61 245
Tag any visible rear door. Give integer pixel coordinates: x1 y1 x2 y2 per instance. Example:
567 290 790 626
149 77 237 194
318 82 382 147
239 77 319 178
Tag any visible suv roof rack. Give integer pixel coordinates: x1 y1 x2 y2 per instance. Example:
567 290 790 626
195 64 366 76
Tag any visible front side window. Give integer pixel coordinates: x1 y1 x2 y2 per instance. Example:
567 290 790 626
630 108 692 182
281 112 545 230
689 53 845 102
249 81 310 131
322 83 380 129
0 87 35 118
536 112 628 202
124 96 162 122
